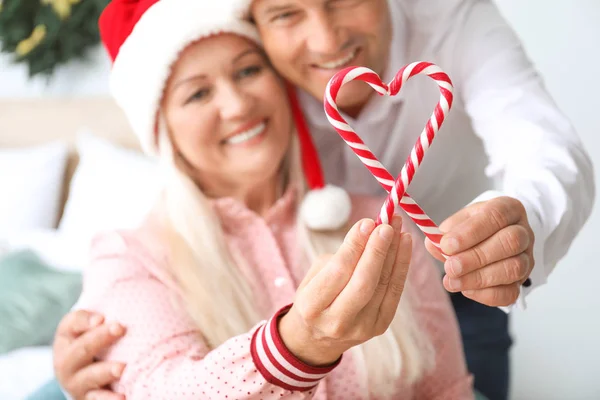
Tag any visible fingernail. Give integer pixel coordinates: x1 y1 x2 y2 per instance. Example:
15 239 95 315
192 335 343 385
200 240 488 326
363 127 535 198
89 315 103 327
112 364 125 377
391 216 403 231
447 278 460 290
359 219 375 235
446 258 462 276
442 236 459 253
439 219 450 233
109 323 124 336
378 224 394 240
443 275 450 290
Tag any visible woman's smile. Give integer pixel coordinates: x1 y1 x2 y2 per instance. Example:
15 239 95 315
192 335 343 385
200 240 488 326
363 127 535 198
223 119 268 147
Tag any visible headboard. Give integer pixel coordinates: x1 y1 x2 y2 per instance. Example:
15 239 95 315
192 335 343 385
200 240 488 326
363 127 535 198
0 97 141 216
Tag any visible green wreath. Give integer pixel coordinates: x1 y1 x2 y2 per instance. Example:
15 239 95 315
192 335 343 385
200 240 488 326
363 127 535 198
0 0 110 78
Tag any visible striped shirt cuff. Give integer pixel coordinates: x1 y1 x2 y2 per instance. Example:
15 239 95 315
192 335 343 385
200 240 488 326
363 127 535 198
250 304 341 392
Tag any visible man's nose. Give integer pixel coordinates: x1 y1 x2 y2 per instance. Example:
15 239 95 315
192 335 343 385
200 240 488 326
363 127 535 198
305 12 345 55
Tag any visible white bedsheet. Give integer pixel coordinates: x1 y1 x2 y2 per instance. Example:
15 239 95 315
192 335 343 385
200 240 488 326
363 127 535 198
0 346 55 400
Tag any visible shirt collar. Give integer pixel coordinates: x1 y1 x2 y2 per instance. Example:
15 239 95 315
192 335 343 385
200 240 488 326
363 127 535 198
210 184 298 230
382 0 408 100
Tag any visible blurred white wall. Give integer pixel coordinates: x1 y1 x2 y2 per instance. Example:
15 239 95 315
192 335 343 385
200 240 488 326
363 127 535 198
1 1 599 399
494 1 600 399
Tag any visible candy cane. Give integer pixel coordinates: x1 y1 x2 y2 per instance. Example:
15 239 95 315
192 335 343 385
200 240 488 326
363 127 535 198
324 61 454 251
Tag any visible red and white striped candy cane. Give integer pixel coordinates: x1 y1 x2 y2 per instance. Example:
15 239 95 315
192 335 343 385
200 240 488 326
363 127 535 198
324 61 454 251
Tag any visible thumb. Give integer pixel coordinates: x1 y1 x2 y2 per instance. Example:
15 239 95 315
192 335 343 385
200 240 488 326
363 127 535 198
297 254 333 293
299 219 373 312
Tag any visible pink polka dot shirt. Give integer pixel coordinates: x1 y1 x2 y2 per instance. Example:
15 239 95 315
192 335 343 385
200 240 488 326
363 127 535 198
77 189 474 399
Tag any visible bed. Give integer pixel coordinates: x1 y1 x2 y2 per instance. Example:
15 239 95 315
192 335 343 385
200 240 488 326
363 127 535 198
0 97 160 399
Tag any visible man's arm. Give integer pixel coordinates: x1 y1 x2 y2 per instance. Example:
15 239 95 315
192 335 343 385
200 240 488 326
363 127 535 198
441 0 594 305
53 310 126 400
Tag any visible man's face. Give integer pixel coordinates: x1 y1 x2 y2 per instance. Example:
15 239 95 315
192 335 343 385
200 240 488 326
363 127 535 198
252 0 392 117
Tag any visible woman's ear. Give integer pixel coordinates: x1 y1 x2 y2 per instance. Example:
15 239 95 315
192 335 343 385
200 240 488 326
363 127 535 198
156 118 199 189
162 122 197 180
157 113 190 172
157 114 175 162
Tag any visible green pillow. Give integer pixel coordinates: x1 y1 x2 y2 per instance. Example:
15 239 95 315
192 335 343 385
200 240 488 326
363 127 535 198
0 249 82 354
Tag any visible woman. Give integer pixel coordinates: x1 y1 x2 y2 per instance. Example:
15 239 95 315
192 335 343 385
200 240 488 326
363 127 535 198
59 0 473 398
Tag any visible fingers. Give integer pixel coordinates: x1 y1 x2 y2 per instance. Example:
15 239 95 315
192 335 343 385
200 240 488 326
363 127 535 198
332 223 394 317
62 322 126 377
462 282 521 307
72 362 125 399
444 252 531 292
424 237 445 262
53 310 107 387
440 198 523 255
302 219 375 313
364 216 403 314
376 233 412 331
444 224 531 278
438 205 472 233
54 310 105 348
85 389 126 400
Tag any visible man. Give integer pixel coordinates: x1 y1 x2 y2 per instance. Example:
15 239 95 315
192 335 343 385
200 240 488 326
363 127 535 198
52 1 594 399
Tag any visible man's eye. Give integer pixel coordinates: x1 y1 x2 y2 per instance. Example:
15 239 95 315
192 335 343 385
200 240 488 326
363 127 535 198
329 0 364 7
272 11 297 22
237 65 262 79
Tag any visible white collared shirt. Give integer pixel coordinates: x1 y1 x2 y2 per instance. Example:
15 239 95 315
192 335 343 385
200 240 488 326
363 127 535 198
299 0 595 309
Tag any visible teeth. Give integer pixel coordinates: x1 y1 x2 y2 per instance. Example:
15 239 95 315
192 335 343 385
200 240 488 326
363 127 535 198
227 122 266 145
316 49 357 69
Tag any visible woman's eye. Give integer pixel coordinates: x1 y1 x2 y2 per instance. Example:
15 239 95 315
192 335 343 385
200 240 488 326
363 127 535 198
237 65 262 79
188 88 210 103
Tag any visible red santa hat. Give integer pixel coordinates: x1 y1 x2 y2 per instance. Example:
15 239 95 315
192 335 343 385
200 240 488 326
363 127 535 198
98 0 351 231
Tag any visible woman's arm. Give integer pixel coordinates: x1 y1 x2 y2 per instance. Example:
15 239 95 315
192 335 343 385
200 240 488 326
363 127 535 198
79 231 337 399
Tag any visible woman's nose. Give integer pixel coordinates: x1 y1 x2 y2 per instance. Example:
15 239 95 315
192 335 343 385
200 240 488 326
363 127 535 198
218 83 252 120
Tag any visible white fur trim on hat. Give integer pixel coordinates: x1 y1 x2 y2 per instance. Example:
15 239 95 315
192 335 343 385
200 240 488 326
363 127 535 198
226 0 253 17
110 0 261 156
300 185 352 231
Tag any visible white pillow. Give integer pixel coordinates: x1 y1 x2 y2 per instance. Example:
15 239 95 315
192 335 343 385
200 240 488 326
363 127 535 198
0 142 69 234
3 228 89 273
58 130 161 244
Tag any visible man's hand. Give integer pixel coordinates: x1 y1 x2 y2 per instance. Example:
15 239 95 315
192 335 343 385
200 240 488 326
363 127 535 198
425 196 534 307
53 310 126 400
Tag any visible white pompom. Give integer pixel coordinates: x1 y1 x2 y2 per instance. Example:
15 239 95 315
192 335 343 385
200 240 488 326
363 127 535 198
300 185 352 231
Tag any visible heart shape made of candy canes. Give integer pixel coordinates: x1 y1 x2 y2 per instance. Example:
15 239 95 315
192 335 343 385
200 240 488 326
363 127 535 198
324 61 454 252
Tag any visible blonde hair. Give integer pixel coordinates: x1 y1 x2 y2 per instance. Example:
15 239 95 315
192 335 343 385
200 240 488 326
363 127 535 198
155 120 434 397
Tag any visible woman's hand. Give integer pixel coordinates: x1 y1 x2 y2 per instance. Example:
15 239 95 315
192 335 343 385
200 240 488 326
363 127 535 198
279 216 411 366
53 310 126 400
